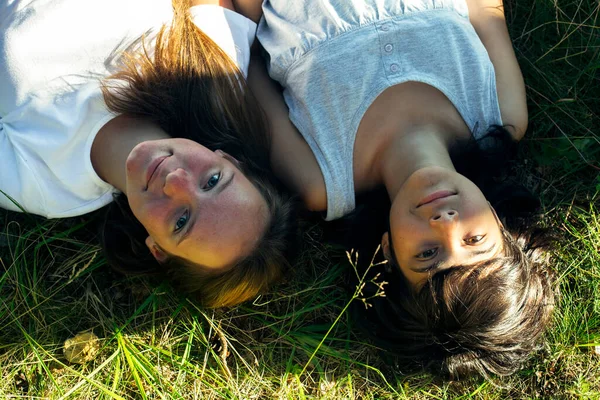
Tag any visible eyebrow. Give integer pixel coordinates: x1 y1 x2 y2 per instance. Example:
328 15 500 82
411 243 498 273
177 173 235 247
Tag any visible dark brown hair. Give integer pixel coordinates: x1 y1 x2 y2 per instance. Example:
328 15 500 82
372 225 555 379
99 0 298 307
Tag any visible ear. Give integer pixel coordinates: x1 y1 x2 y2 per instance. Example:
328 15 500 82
381 232 392 262
215 149 242 168
145 236 168 263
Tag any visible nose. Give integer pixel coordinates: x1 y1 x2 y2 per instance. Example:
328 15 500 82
429 209 459 226
163 168 193 199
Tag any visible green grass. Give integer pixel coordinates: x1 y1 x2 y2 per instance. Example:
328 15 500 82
1 0 599 398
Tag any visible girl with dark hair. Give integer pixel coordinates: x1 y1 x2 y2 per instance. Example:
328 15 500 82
235 0 556 378
0 0 298 308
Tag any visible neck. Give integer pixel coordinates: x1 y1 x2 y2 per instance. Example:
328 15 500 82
378 125 456 201
91 115 169 192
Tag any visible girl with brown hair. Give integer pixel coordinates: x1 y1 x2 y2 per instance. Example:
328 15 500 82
236 0 556 378
0 0 298 308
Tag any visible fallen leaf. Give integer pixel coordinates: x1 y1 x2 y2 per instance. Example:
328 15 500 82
63 331 100 364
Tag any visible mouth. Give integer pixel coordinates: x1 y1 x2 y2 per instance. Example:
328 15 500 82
417 190 457 208
145 155 169 190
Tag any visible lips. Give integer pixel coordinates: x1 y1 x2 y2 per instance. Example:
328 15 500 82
417 190 456 208
146 155 169 189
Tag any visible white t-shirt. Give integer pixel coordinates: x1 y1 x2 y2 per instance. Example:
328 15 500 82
0 1 256 218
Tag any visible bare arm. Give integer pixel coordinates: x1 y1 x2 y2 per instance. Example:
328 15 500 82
231 0 263 23
247 55 327 212
465 0 528 140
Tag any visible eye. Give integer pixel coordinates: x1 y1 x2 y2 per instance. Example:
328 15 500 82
203 173 221 190
465 235 486 245
174 210 189 232
415 247 438 260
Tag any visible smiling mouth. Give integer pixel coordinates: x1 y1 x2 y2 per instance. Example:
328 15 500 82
146 156 169 190
417 190 457 207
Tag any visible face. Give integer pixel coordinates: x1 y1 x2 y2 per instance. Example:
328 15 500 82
125 138 269 271
385 166 503 287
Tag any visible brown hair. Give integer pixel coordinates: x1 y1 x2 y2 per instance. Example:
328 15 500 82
99 1 298 308
367 225 556 378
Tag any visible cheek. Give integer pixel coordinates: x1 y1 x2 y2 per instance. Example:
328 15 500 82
390 214 430 265
462 199 493 224
126 194 144 223
129 196 164 234
391 211 423 243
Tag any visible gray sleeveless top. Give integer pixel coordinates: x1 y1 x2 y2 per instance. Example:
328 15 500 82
257 0 503 220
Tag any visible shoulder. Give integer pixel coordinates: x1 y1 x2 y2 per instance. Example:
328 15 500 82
190 0 234 10
465 0 528 141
